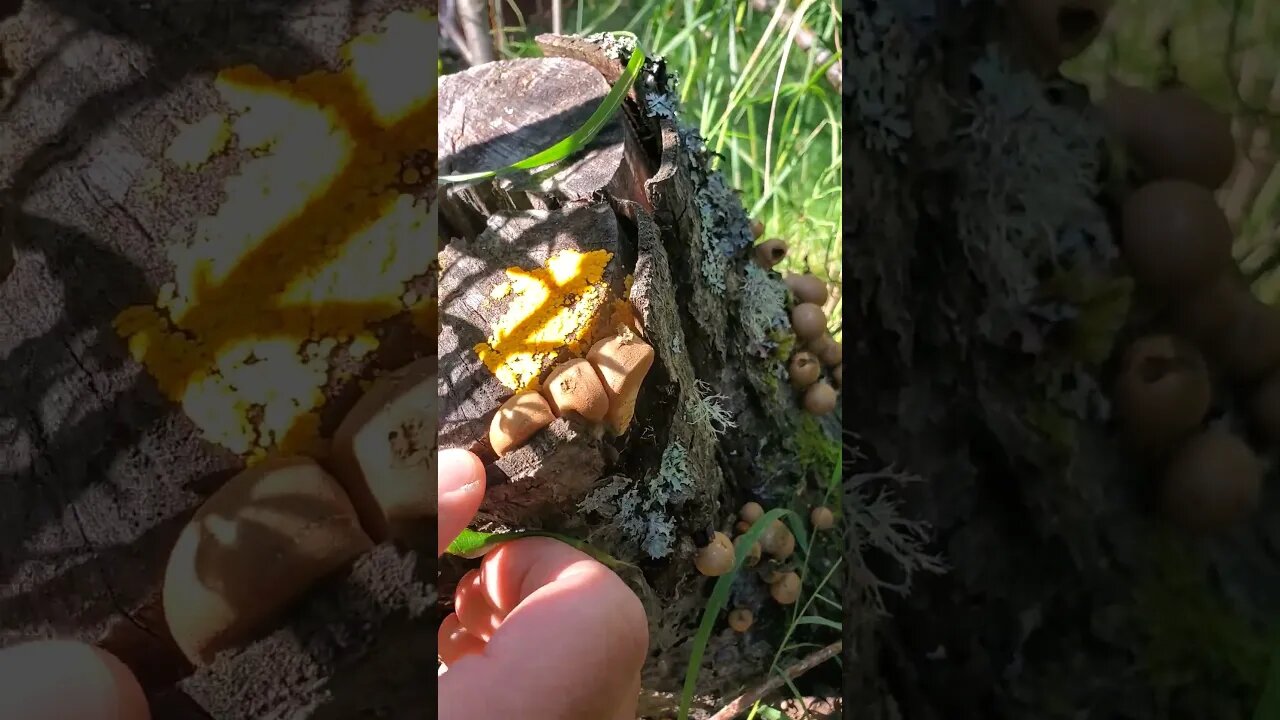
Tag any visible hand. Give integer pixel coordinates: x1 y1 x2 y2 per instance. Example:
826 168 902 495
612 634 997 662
437 449 649 720
0 639 150 720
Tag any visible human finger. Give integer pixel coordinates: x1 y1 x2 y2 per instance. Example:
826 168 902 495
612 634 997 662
0 640 150 720
438 613 487 667
440 538 647 720
437 449 486 556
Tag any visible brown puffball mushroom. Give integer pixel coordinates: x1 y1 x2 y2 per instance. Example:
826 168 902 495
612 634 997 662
804 382 838 416
1251 368 1280 446
734 534 762 567
811 506 835 530
789 351 821 389
489 392 556 456
1009 0 1111 66
755 239 788 269
1161 427 1262 534
761 520 796 560
587 333 656 434
1214 295 1280 382
790 303 827 341
163 456 374 665
784 273 828 306
330 356 437 541
542 358 610 423
751 219 765 239
1098 79 1235 190
1112 335 1211 455
832 364 843 388
1170 270 1250 348
695 531 736 577
1121 180 1233 292
740 501 764 523
728 608 754 633
818 340 842 368
770 571 802 605
734 520 752 535
762 564 785 584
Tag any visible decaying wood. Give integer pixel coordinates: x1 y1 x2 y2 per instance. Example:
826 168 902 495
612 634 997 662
177 543 436 719
437 200 629 455
437 32 839 701
0 1 438 715
438 52 650 238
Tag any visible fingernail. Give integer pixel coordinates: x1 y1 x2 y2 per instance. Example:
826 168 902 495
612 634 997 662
439 448 484 496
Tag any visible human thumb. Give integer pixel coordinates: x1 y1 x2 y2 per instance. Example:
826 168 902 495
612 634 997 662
438 449 486 556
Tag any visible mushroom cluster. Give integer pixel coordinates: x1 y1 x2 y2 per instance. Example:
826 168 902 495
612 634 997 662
488 319 656 457
749 224 841 415
1102 77 1271 533
162 355 438 665
710 500 838 632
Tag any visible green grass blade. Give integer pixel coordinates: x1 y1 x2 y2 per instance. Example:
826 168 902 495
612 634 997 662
445 527 635 570
439 35 646 184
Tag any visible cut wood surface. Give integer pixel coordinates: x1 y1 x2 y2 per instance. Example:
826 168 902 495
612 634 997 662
0 0 438 713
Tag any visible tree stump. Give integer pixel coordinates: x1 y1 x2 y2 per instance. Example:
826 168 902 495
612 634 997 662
0 3 441 716
438 33 842 703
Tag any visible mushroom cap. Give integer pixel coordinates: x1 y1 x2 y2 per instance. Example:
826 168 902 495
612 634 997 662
1169 270 1250 348
489 391 556 456
761 520 796 560
163 456 373 665
755 239 788 269
1099 80 1235 189
810 506 835 530
1161 428 1262 533
1214 295 1280 381
804 382 838 416
734 519 752 535
1112 335 1211 455
784 273 828 306
694 531 736 576
740 501 764 523
790 303 827 341
1121 180 1233 292
770 571 802 604
789 351 822 389
734 534 763 567
1252 368 1280 446
586 334 656 434
751 219 765 239
818 340 842 367
727 608 754 632
541 358 610 423
832 364 843 388
1009 0 1111 66
330 355 438 540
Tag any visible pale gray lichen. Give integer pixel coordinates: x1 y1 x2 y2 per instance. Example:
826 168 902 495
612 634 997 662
848 2 917 156
847 469 948 618
685 379 737 437
739 262 790 358
576 442 695 559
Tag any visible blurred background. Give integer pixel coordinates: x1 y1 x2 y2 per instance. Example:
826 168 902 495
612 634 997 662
1064 0 1280 302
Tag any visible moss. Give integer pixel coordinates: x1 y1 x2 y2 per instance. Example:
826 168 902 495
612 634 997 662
792 414 840 480
1134 534 1272 696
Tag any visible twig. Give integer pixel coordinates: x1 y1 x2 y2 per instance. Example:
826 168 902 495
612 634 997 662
748 0 841 93
458 0 495 65
707 640 843 720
